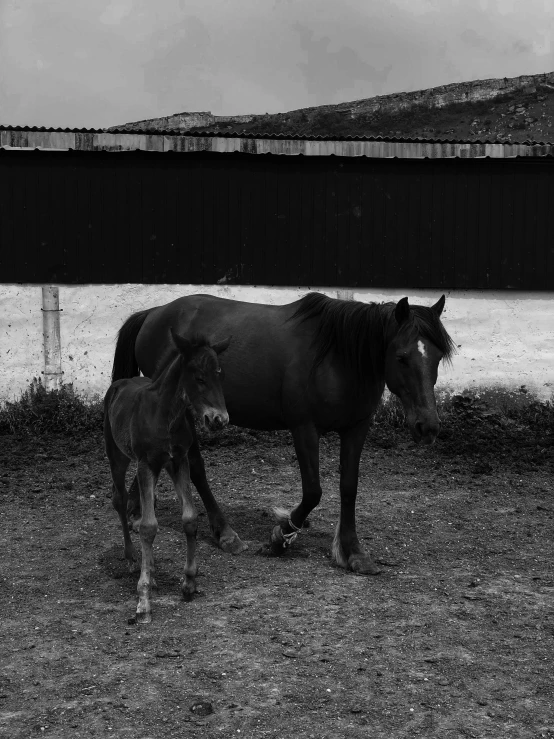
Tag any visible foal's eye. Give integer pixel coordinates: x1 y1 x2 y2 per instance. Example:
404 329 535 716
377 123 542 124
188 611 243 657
397 355 409 365
196 377 206 386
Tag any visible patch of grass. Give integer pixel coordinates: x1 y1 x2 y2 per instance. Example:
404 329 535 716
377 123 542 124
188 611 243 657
0 379 103 436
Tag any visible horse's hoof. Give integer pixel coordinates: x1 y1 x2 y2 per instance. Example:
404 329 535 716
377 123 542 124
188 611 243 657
127 559 140 574
136 610 152 624
348 554 381 576
219 532 248 555
268 525 288 556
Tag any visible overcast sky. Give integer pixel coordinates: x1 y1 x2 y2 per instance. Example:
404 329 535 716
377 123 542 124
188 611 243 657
0 0 552 129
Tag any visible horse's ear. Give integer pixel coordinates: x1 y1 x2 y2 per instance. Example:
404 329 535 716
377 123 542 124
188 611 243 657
432 295 446 316
212 336 232 355
170 329 193 360
395 297 411 326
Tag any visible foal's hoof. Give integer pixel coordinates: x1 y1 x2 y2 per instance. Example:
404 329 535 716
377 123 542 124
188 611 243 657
181 582 197 602
136 609 152 624
219 531 248 555
348 554 381 576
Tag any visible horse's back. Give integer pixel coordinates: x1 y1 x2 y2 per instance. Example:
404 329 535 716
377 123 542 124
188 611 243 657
135 294 309 429
134 293 373 431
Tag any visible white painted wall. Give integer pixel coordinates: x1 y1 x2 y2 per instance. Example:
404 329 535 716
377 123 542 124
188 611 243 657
1 284 553 403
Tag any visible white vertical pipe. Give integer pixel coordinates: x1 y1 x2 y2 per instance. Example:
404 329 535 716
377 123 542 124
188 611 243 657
42 286 63 390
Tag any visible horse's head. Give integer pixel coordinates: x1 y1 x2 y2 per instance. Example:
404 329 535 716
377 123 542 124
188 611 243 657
170 331 231 433
384 295 453 445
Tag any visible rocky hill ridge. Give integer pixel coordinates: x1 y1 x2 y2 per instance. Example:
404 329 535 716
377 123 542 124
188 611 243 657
110 70 554 141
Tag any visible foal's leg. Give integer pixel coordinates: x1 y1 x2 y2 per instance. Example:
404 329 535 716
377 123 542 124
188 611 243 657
332 419 380 575
104 416 139 570
167 457 199 600
126 475 141 527
128 417 247 554
187 412 247 555
270 423 322 553
135 459 160 624
110 457 139 571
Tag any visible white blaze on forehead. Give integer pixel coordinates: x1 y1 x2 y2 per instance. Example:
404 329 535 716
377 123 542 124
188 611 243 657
417 340 427 359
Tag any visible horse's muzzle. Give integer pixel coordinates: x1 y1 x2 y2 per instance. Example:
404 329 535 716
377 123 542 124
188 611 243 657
411 418 441 445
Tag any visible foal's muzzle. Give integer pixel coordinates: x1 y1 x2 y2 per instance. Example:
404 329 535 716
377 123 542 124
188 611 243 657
203 411 229 432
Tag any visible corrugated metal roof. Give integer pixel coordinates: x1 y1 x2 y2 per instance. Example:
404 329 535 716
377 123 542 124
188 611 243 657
1 126 554 157
0 125 103 133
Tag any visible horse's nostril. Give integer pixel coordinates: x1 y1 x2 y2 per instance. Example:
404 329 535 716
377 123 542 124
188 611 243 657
414 421 424 437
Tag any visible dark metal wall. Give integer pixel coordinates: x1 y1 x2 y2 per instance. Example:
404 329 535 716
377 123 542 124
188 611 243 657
1 148 553 288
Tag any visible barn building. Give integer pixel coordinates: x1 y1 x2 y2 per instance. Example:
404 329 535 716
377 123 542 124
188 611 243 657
1 125 553 401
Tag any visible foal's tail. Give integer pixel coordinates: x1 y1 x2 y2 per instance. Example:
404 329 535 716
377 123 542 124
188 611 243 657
111 308 153 382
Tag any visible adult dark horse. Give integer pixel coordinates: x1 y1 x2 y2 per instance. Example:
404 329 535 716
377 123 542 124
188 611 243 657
112 292 455 575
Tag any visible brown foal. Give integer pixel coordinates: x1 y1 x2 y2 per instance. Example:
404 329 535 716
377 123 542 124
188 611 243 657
104 330 230 623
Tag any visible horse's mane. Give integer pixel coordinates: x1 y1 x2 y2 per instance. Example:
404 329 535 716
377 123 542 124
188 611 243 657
290 292 455 384
185 333 211 350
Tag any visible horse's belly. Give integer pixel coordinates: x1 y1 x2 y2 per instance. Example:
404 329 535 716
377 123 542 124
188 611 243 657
224 374 289 430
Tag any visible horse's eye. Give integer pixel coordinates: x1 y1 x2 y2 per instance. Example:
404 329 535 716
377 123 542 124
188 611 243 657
196 377 206 386
397 355 409 365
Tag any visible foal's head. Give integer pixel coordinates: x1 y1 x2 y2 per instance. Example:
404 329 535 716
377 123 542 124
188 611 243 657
170 330 231 432
384 295 454 445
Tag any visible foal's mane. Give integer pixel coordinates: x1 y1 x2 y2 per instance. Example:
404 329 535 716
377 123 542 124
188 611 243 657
167 332 213 434
290 292 455 384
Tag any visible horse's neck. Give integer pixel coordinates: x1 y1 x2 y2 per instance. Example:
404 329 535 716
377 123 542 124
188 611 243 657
360 303 394 379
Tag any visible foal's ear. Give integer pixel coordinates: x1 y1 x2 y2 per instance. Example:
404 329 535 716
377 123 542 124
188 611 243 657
212 336 232 355
395 297 411 326
170 329 193 360
432 294 446 316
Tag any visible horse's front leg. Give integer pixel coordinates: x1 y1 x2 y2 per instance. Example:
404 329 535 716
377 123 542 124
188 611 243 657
135 459 160 623
187 416 247 554
270 423 322 553
167 457 199 600
333 419 380 575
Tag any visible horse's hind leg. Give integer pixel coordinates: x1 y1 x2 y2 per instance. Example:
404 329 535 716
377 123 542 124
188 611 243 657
187 417 247 555
135 459 160 624
167 457 198 600
270 423 322 554
104 417 138 571
333 419 380 575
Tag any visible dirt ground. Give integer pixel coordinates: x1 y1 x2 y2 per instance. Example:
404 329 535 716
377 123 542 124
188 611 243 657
1 419 553 739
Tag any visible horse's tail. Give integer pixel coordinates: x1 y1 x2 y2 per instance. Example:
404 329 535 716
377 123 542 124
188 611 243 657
111 308 153 382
